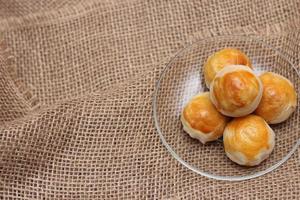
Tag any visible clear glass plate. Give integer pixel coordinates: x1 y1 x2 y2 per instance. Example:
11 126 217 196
153 35 300 181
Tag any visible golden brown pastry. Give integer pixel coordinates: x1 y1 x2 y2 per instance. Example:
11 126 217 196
204 48 252 88
181 92 229 144
255 72 297 124
210 65 262 117
223 115 275 166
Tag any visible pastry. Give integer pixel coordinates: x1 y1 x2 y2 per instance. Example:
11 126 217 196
255 72 297 124
181 92 228 144
210 65 262 117
204 48 252 88
223 115 275 166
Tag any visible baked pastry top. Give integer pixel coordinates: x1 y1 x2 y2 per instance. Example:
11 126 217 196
223 115 275 166
181 92 228 144
255 72 297 124
204 48 252 88
210 65 262 117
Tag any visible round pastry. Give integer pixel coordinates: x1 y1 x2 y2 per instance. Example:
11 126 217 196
255 72 297 124
210 65 263 117
204 48 252 88
223 115 275 166
181 92 228 144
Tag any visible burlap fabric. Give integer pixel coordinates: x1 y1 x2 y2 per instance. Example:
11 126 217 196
0 0 299 199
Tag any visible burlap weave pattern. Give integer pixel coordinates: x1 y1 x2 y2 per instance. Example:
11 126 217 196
0 0 299 199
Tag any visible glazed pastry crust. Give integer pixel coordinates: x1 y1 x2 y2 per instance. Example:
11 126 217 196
204 48 252 88
223 115 275 166
181 92 228 144
210 65 262 117
255 72 297 124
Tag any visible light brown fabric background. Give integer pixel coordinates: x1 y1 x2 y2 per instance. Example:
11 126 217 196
0 0 299 199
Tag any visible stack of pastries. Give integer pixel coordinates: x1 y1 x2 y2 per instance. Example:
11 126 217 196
181 48 297 166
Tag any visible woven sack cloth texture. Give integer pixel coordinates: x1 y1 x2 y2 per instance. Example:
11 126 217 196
0 0 300 199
